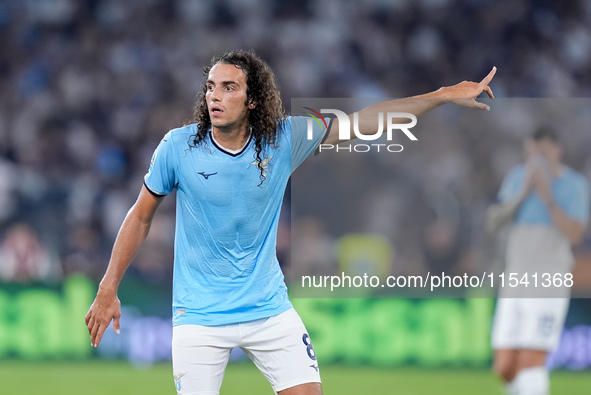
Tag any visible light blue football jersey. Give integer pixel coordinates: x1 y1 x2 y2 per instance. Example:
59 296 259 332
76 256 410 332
498 163 590 225
144 116 329 326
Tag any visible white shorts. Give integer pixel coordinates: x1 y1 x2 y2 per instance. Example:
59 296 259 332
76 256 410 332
491 298 569 351
172 308 321 395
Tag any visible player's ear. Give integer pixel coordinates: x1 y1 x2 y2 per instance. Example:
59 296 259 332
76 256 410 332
248 98 257 109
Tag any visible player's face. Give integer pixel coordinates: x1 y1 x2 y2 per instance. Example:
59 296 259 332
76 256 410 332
537 138 562 164
524 138 562 165
206 63 251 132
523 139 537 160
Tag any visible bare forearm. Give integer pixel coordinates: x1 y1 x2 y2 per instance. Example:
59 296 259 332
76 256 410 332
325 94 448 145
99 208 152 292
361 94 449 119
86 185 162 347
352 95 445 136
548 205 585 245
360 83 486 118
534 171 586 245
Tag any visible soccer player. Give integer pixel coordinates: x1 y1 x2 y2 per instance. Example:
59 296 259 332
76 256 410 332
85 50 495 395
489 129 590 395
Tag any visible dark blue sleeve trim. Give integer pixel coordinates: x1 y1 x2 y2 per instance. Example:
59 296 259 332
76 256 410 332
143 180 167 197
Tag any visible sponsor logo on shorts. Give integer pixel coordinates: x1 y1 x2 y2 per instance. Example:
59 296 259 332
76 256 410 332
175 308 186 316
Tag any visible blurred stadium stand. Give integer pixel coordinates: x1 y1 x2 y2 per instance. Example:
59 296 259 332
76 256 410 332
1 0 591 368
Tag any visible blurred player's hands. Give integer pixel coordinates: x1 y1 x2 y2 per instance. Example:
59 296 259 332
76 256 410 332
438 67 496 110
524 162 538 194
525 153 554 206
532 166 554 206
85 288 122 347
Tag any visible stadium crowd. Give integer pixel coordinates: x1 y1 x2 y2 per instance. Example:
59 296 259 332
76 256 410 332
1 0 591 285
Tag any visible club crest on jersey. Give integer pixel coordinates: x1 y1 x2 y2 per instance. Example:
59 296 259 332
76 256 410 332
250 156 273 178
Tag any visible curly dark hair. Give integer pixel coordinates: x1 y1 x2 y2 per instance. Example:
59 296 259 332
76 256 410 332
186 49 285 183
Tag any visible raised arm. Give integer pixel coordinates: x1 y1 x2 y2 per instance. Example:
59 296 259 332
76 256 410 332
324 67 496 145
85 185 165 347
532 168 587 245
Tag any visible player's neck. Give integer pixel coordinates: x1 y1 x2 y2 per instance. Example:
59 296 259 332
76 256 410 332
211 124 251 151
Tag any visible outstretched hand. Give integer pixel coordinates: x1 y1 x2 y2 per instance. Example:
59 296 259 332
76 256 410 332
442 67 496 111
85 289 122 347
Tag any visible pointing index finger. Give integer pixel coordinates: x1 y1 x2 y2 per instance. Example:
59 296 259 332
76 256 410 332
479 66 496 87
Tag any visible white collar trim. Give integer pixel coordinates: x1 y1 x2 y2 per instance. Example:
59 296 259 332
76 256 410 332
210 130 252 155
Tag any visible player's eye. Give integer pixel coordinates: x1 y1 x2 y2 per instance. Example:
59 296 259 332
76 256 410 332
225 86 234 91
207 85 214 92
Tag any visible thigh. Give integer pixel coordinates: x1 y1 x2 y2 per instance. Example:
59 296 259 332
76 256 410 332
240 308 322 394
172 324 236 395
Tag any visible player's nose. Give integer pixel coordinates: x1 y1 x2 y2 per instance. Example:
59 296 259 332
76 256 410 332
209 86 222 102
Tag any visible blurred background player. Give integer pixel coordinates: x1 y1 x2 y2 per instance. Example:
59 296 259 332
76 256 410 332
488 129 590 395
85 49 495 395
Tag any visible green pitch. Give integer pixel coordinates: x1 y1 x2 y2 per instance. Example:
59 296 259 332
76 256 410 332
0 361 589 394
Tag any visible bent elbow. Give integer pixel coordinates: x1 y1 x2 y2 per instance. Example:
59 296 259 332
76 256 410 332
126 204 153 228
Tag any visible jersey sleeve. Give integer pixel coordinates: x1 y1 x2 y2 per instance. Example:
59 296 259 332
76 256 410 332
498 165 525 203
288 116 331 172
562 175 591 225
144 131 177 196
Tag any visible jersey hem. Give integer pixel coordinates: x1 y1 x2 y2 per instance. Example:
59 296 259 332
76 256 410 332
172 302 293 327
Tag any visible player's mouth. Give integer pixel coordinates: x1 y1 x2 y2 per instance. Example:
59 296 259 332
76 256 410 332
210 106 224 117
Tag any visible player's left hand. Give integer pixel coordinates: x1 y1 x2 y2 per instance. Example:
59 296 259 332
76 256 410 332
440 67 496 111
